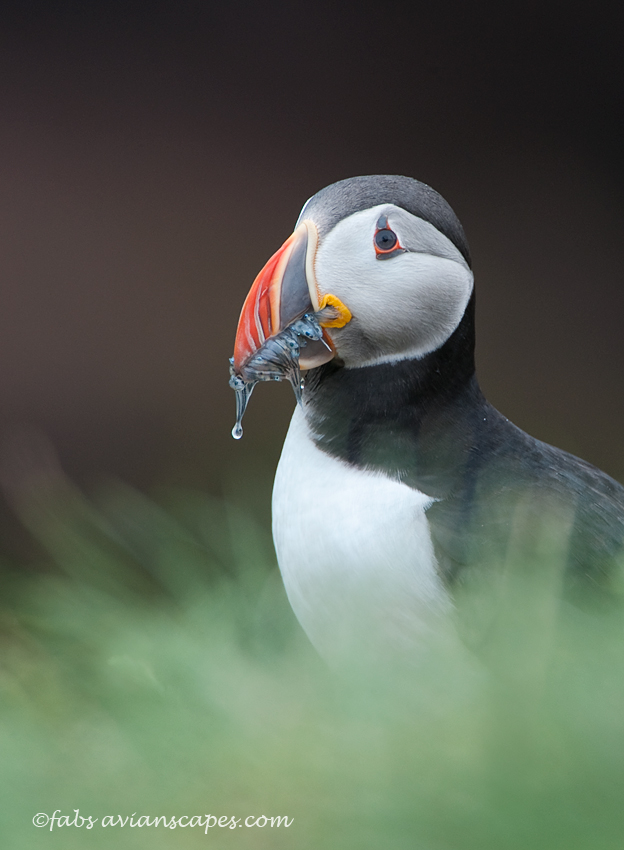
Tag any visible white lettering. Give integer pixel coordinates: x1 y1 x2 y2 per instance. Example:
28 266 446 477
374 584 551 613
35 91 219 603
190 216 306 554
270 816 294 827
204 815 218 833
35 810 292 830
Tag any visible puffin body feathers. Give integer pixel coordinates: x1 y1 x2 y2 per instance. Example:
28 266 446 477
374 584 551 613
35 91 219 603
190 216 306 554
273 407 450 662
233 174 624 660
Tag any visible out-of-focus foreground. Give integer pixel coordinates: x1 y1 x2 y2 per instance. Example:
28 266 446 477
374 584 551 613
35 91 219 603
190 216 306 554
1 446 624 849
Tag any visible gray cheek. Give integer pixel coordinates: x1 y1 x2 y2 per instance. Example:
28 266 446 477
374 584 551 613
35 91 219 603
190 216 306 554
338 284 438 359
320 248 473 368
329 320 385 367
334 284 471 368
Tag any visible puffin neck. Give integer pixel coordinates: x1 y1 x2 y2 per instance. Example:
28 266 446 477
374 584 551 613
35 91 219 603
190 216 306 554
301 294 486 495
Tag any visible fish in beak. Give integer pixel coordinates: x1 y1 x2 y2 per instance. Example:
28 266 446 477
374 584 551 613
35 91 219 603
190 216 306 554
229 220 351 438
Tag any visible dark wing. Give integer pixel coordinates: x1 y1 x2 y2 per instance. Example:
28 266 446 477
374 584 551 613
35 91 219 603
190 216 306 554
426 405 624 593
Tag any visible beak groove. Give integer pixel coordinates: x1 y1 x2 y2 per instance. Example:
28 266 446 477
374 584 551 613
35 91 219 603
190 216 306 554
232 220 325 374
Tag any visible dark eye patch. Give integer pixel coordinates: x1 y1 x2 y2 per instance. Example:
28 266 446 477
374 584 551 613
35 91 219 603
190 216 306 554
374 214 406 260
375 229 398 251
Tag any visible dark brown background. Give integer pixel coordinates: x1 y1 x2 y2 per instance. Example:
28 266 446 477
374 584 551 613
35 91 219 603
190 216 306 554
0 1 623 548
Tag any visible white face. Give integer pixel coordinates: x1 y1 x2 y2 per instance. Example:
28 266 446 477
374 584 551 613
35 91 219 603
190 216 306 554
313 204 474 368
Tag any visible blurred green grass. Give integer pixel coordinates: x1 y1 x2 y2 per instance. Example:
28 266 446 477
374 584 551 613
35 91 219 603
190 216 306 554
2 458 624 849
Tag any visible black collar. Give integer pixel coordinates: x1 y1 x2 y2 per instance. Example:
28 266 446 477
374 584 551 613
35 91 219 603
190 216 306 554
302 293 492 498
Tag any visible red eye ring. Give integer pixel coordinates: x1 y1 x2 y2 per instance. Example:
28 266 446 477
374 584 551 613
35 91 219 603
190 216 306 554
374 215 406 260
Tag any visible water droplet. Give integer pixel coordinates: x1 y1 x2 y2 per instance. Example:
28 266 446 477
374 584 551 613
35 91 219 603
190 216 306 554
228 367 257 440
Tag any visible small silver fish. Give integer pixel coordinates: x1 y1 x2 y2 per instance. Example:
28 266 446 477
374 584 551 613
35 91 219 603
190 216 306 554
229 312 331 439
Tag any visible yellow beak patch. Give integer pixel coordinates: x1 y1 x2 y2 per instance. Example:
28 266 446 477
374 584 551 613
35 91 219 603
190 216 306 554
318 293 352 329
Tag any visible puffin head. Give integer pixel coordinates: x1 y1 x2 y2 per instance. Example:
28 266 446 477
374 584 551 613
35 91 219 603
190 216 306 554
232 175 473 374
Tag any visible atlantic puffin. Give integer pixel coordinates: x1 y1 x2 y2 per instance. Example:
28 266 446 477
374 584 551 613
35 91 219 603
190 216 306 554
230 175 624 662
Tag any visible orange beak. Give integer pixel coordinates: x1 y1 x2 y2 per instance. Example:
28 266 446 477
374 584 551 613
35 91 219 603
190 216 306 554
232 220 335 375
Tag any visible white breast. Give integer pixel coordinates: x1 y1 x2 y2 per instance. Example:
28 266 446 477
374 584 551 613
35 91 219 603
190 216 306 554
272 406 453 665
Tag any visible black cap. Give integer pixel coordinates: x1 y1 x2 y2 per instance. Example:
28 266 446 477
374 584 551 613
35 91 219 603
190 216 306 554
299 175 471 268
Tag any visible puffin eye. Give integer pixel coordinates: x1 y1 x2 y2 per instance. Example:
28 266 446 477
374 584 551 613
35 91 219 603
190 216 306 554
373 215 406 260
375 229 398 251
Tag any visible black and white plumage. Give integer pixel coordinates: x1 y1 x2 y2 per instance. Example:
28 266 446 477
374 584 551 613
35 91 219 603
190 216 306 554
231 175 624 662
